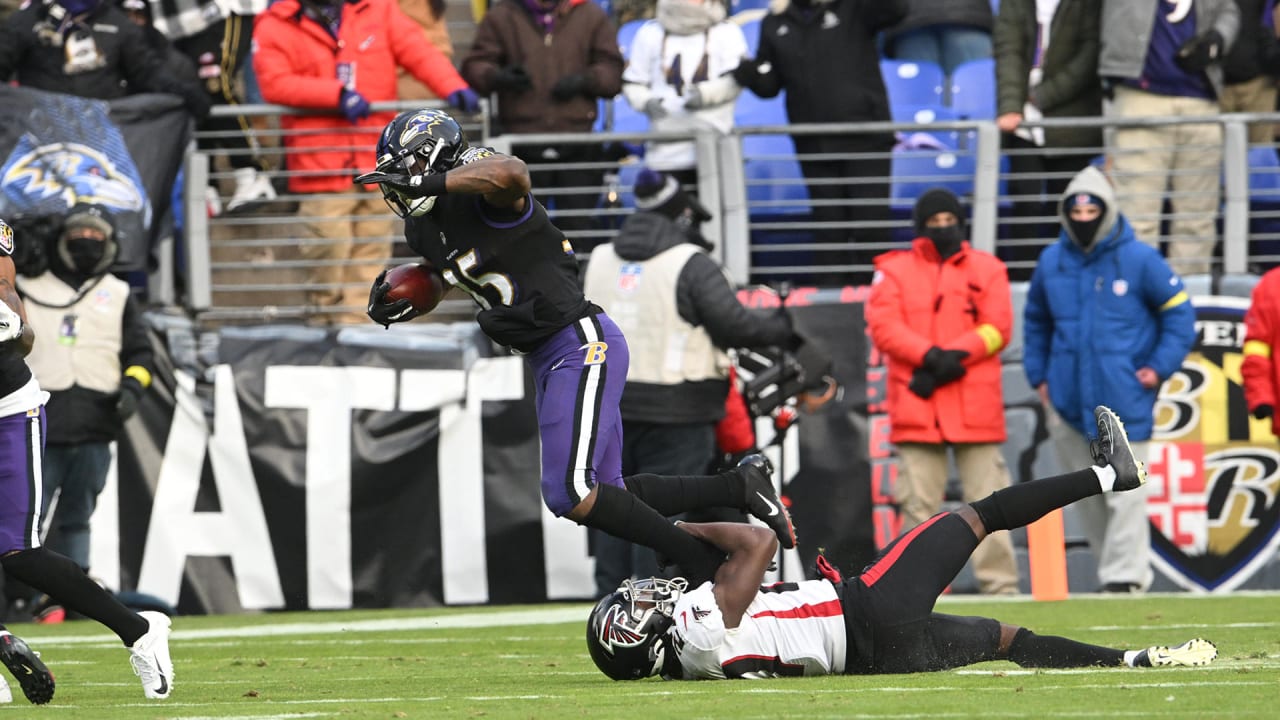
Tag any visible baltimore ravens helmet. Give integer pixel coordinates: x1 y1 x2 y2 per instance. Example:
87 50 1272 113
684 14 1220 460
364 109 468 217
585 577 687 681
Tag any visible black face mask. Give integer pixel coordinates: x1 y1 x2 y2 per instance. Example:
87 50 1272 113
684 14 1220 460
923 225 964 259
1067 216 1105 250
65 236 107 275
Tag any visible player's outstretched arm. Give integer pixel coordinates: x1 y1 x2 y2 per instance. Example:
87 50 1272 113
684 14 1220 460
677 522 777 629
442 155 531 211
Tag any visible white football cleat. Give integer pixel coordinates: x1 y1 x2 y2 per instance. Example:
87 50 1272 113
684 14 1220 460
1135 638 1217 667
129 611 174 699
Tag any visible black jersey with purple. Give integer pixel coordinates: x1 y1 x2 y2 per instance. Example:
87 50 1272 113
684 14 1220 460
403 191 597 353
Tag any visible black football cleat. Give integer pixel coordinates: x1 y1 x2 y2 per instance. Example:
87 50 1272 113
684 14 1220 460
0 632 54 704
1091 405 1147 492
737 454 798 549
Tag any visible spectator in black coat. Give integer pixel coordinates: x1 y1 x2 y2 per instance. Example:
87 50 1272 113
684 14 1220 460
735 0 907 286
0 0 209 117
1221 0 1280 144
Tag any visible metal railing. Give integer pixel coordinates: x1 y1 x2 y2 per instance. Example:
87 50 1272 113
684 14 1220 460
181 104 1280 324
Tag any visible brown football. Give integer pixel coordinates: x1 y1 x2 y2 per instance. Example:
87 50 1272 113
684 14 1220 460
384 262 446 314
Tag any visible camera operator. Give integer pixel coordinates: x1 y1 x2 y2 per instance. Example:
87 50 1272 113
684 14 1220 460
582 168 832 597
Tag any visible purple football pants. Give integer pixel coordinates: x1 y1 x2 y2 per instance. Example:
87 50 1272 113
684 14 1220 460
527 312 630 516
0 407 45 553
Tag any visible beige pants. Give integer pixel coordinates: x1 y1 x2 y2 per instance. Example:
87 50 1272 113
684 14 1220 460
1045 406 1153 591
298 191 396 324
1219 75 1279 145
1108 85 1221 275
894 442 1019 595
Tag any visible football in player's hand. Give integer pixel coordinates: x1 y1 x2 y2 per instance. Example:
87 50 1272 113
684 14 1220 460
384 262 446 314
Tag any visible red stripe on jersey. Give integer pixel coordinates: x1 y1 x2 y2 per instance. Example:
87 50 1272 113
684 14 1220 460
859 512 947 587
750 599 843 620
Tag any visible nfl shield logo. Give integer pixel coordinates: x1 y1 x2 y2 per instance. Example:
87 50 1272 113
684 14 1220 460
618 264 642 294
1112 279 1128 296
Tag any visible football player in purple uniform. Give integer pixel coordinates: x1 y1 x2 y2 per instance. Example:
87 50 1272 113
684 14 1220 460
0 218 173 702
586 406 1217 680
356 109 812 586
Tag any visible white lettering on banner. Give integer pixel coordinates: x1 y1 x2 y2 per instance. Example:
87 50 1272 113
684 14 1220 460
400 357 525 605
138 367 285 609
1196 320 1246 348
264 366 397 609
87 443 120 591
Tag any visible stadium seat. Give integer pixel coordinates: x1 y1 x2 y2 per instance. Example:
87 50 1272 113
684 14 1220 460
736 17 763 58
617 19 646 60
736 88 787 127
1249 145 1280 207
881 59 946 109
890 104 961 149
949 58 997 119
742 134 810 218
889 149 977 214
610 96 650 134
731 0 771 15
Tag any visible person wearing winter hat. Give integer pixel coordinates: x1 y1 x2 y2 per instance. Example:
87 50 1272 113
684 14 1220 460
583 167 835 598
1023 165 1196 593
16 205 154 586
867 186 1020 595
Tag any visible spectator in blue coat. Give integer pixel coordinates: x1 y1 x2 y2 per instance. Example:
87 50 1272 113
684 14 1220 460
1023 165 1196 594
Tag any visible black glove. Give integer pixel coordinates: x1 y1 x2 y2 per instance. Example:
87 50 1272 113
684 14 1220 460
116 376 145 422
922 346 969 386
792 334 834 392
185 91 212 121
731 58 761 87
493 65 533 92
550 74 588 101
366 269 421 328
1175 29 1224 74
908 367 937 399
353 170 436 198
1253 404 1274 420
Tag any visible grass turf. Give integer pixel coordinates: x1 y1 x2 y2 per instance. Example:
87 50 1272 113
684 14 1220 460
1 593 1275 719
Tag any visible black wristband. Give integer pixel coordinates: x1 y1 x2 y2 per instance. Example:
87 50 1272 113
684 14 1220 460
408 172 448 198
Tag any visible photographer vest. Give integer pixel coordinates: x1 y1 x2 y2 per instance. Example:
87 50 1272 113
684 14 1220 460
18 272 129 394
585 242 728 386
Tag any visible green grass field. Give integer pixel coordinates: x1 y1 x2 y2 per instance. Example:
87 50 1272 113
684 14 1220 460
2 593 1276 719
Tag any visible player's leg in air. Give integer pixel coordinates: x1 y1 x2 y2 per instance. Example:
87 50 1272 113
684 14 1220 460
845 406 1215 673
529 313 794 584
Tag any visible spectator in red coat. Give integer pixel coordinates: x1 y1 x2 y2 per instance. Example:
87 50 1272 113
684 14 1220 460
252 0 478 324
866 187 1018 595
1243 267 1280 434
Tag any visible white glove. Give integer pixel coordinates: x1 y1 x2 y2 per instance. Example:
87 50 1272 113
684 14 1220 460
0 302 22 343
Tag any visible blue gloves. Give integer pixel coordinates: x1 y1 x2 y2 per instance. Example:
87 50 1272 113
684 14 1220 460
448 88 481 113
339 88 371 123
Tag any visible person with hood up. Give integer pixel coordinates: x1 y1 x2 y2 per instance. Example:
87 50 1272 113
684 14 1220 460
866 187 1018 595
582 167 833 597
1023 166 1196 593
621 0 746 186
16 205 153 582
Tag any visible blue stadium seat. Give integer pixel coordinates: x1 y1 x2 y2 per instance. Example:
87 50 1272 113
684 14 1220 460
731 0 771 14
890 149 977 214
618 19 646 60
742 134 810 217
1249 146 1280 207
949 58 997 119
890 104 961 149
736 17 763 57
736 89 787 127
610 96 649 134
881 59 946 109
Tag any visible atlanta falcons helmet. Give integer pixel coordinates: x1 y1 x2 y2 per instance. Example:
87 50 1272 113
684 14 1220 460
366 109 468 217
585 577 687 681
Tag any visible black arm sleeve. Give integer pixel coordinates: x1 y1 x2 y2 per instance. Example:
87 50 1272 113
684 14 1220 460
676 253 794 349
118 296 154 377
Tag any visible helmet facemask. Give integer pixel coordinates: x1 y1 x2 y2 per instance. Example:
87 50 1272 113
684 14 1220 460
586 577 687 681
371 110 468 218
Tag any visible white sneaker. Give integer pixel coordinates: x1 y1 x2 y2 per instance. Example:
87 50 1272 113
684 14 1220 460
129 611 174 699
1136 638 1217 667
226 167 277 213
205 185 223 218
